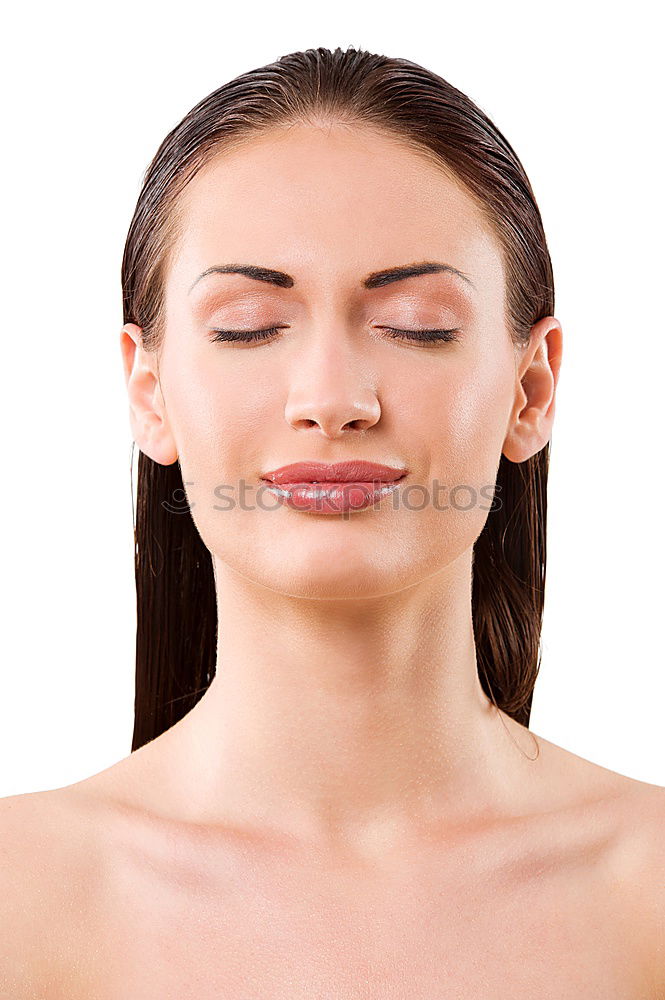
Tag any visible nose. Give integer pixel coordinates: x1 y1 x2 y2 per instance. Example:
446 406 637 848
283 329 381 437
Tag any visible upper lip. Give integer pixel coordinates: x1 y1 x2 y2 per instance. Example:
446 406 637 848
261 461 408 484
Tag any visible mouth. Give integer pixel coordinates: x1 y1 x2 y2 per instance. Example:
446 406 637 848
260 460 408 486
261 463 407 514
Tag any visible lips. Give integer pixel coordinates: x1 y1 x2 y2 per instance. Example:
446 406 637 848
261 460 407 485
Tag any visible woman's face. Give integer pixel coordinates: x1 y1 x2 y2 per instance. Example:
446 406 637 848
138 123 533 599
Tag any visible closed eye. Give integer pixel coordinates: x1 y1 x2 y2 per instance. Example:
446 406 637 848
375 326 460 344
209 325 460 346
209 326 288 344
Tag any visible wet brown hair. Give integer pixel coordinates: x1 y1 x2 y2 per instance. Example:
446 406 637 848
122 46 553 752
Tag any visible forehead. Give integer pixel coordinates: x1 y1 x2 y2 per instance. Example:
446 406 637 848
169 123 503 299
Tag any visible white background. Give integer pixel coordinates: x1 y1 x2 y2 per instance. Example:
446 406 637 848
1 0 663 797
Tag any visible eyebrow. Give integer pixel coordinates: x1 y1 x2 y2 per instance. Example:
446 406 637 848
187 260 476 295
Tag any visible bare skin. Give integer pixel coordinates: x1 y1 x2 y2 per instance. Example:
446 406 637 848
1 742 663 998
1 121 663 996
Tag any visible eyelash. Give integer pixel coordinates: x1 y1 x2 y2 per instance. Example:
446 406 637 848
209 325 460 346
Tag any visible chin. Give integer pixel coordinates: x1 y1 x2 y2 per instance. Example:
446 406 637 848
244 548 411 601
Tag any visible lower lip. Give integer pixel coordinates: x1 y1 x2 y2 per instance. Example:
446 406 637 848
260 479 405 514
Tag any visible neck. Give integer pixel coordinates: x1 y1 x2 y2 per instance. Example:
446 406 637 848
146 548 540 852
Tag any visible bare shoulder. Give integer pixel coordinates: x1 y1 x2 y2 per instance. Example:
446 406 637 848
0 786 105 996
616 778 665 983
534 731 665 869
534 733 665 994
607 773 665 890
0 790 62 992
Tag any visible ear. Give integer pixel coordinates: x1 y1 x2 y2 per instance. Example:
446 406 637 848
120 323 179 466
502 316 563 463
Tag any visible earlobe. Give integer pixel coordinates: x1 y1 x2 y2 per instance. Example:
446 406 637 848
502 317 563 464
119 323 179 466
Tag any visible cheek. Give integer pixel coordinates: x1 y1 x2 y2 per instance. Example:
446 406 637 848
393 361 512 576
171 351 265 445
406 356 512 485
160 356 264 517
444 376 510 481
